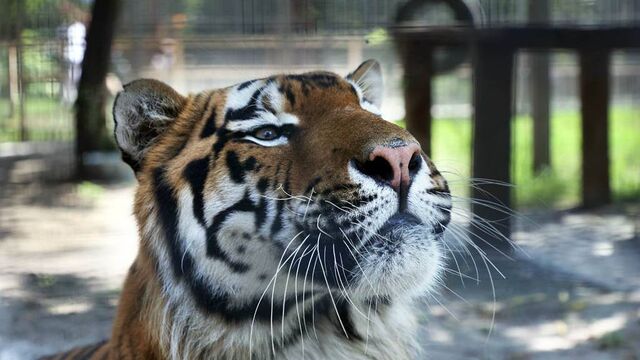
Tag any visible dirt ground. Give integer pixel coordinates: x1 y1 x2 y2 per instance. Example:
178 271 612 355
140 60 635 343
0 182 639 360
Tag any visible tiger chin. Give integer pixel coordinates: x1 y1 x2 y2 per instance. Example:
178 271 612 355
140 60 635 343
44 60 452 360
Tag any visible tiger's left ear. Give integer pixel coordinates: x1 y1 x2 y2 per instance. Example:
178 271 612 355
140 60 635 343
347 59 384 109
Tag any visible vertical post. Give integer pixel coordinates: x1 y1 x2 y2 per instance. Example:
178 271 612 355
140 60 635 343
400 40 433 156
531 52 551 172
471 44 515 250
579 48 611 208
529 0 551 173
7 46 19 119
11 0 27 141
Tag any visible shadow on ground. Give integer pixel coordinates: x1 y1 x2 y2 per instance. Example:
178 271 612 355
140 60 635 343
422 226 640 359
1 273 118 359
1 182 639 359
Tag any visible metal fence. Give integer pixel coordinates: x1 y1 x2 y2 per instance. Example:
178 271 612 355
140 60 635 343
1 0 640 145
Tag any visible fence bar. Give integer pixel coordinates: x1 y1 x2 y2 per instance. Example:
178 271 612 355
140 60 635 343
471 43 515 250
579 48 611 208
401 42 434 155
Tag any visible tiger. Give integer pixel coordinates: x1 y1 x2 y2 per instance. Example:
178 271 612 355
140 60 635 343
43 59 451 360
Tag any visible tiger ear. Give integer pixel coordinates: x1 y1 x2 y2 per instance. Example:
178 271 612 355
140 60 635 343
113 79 186 172
347 59 384 109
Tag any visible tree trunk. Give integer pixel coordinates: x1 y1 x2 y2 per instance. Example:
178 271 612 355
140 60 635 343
75 0 121 179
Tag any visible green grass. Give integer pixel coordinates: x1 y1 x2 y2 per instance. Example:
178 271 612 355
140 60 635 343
0 98 73 142
398 107 640 209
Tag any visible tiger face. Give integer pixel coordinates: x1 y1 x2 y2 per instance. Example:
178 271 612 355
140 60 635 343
113 60 450 338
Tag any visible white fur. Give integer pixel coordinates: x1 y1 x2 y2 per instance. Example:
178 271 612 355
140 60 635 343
347 59 384 115
225 80 266 110
347 78 382 116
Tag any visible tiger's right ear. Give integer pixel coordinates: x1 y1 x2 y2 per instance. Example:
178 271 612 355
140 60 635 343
113 79 186 172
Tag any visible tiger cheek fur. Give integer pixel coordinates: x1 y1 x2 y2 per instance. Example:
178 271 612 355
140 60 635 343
44 60 452 360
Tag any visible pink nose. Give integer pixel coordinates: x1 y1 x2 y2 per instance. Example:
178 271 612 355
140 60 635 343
360 143 422 192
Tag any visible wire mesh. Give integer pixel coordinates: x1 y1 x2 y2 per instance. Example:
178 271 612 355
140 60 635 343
0 0 639 189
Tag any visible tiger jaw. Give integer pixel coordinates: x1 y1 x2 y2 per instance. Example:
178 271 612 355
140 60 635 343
352 217 445 299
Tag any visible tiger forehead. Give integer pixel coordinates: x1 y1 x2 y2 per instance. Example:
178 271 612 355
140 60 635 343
220 72 359 126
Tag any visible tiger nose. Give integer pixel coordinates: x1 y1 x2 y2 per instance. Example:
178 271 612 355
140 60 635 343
355 143 422 192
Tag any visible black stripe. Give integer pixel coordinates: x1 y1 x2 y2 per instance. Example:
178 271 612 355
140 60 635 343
336 301 362 341
255 198 267 229
211 129 250 159
225 88 262 121
285 73 340 94
200 106 217 138
425 187 451 195
190 279 312 323
257 177 269 193
304 176 322 194
279 83 296 107
307 73 340 88
120 151 140 172
262 96 276 115
287 232 358 289
213 128 231 158
270 162 284 236
275 295 331 352
206 193 256 273
226 151 257 184
184 157 210 226
153 167 189 278
154 167 314 322
269 187 287 236
237 79 257 91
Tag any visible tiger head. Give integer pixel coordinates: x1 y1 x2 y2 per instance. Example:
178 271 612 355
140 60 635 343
113 60 451 333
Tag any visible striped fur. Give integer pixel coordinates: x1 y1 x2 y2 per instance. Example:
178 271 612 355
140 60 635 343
45 60 452 359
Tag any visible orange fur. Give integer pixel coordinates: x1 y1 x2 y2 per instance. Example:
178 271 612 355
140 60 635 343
44 66 449 359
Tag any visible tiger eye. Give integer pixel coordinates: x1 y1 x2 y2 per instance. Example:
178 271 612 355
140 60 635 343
254 126 279 140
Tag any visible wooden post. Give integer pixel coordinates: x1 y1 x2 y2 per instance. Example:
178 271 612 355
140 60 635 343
579 48 611 208
531 52 551 173
471 44 515 250
400 41 433 156
529 0 551 173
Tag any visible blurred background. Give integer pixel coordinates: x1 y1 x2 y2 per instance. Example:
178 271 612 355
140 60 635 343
0 0 639 359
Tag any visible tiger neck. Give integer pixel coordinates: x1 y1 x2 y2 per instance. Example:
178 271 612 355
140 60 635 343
112 252 420 360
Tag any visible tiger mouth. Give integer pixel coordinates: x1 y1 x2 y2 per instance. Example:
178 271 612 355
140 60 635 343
281 190 450 294
294 199 449 244
345 208 449 240
364 212 444 252
378 212 422 234
293 208 447 256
